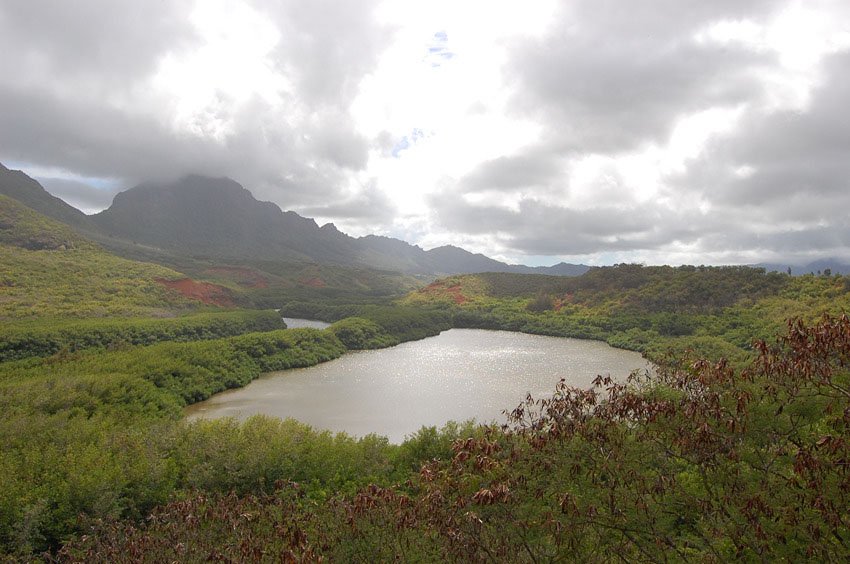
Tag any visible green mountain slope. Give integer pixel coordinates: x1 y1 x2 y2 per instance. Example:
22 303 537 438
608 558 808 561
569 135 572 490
89 174 588 275
0 194 203 319
91 175 356 263
1 163 589 277
0 163 92 229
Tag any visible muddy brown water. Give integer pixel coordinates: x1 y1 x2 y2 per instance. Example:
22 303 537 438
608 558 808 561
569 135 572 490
187 324 650 442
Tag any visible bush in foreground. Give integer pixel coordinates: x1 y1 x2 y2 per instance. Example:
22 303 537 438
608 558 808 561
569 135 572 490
61 315 850 561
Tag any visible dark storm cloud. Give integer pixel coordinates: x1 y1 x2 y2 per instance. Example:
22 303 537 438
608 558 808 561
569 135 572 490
0 0 389 213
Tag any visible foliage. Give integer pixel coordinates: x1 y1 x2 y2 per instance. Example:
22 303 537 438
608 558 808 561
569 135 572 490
0 194 90 251
60 315 850 561
404 266 850 367
1 195 221 320
0 327 348 553
280 302 453 344
526 290 555 313
0 310 284 362
5 204 850 560
329 317 396 349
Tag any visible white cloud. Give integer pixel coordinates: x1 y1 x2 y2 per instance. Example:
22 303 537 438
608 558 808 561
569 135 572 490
2 0 850 265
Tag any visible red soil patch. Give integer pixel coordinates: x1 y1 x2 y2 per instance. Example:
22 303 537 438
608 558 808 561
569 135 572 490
156 278 235 307
204 266 269 289
420 281 468 304
299 277 327 288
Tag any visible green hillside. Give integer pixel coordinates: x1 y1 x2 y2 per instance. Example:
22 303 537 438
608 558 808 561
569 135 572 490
401 265 850 365
0 163 91 229
0 194 203 319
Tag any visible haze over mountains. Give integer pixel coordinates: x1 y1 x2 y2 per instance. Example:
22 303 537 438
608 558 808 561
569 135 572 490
0 163 589 277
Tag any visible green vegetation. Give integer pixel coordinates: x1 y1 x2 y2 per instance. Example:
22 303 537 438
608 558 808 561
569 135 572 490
0 310 285 362
59 315 850 561
404 265 850 367
0 328 346 554
281 302 453 343
4 193 850 560
1 195 201 319
328 317 396 349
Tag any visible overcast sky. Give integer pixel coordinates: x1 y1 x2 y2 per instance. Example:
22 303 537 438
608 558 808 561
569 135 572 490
2 0 849 266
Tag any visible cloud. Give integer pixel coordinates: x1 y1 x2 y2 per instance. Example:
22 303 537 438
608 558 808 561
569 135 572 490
430 47 850 262
296 181 397 224
2 0 850 265
667 50 850 256
506 0 780 153
422 0 850 263
0 0 196 84
459 151 563 193
429 193 699 255
0 0 389 208
35 177 121 214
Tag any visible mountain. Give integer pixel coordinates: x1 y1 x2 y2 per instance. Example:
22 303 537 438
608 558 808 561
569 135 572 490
2 165 588 276
514 262 591 276
420 244 508 274
0 163 92 229
91 175 359 264
0 193 210 319
758 259 850 276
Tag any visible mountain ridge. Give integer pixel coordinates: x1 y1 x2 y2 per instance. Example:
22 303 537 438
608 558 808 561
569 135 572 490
0 164 588 276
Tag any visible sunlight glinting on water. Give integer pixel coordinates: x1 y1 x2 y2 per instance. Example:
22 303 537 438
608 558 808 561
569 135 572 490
187 328 649 442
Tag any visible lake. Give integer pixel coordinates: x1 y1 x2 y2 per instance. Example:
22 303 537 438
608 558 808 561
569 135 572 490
186 325 650 442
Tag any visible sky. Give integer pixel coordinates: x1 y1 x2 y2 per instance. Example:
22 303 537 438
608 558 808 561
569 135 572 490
1 0 849 267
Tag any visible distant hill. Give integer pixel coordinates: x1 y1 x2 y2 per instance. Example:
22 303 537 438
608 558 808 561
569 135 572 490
0 194 207 318
0 163 92 229
1 165 588 277
511 262 591 276
758 260 850 276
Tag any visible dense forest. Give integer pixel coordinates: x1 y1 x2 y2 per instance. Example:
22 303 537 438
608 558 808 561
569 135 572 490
2 192 850 560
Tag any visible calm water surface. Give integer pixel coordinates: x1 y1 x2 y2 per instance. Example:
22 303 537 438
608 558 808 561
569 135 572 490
282 317 331 329
187 328 650 442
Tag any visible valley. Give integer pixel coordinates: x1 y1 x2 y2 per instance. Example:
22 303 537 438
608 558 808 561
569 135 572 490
1 165 849 560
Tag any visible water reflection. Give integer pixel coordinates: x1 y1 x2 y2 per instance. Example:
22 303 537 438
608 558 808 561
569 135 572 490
282 317 331 329
187 329 650 442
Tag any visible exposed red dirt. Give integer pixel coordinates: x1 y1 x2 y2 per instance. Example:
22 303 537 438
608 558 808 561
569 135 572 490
203 266 269 288
299 277 327 288
420 281 468 304
156 278 235 307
